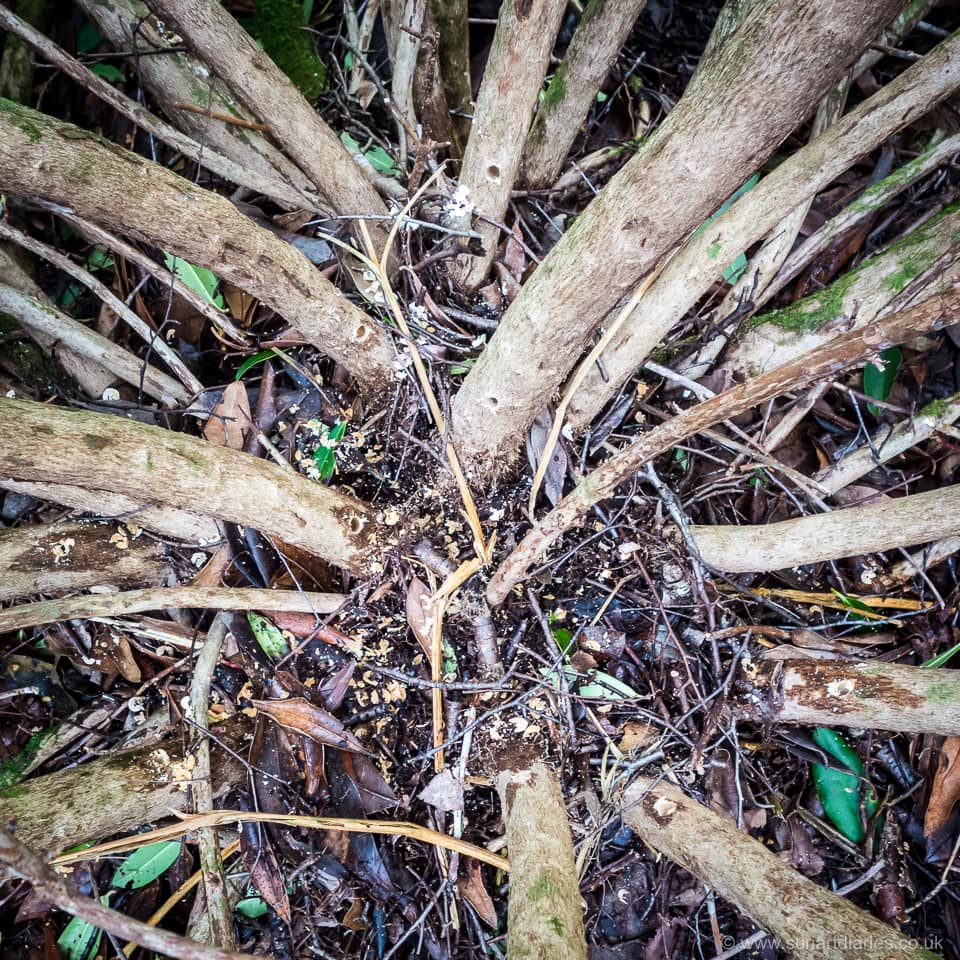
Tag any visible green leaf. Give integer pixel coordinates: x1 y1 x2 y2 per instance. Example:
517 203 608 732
310 420 347 480
163 254 226 310
863 346 901 416
596 91 608 103
236 349 278 380
89 63 125 82
236 896 270 919
76 21 103 55
86 245 114 271
722 251 748 285
923 640 960 668
0 727 56 789
577 671 640 699
58 917 102 960
365 145 400 176
111 840 180 890
301 0 315 22
343 51 354 71
810 727 878 843
248 611 289 658
550 626 574 656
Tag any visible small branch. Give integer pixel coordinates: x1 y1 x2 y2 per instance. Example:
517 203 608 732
522 0 648 189
187 614 236 949
0 585 345 632
0 825 258 960
0 398 379 572
0 479 221 544
733 658 960 736
450 0 567 290
0 520 170 602
487 283 960 605
621 777 938 960
0 283 189 407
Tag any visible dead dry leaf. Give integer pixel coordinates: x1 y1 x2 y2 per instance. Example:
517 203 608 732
405 576 434 658
252 697 367 753
924 737 960 837
203 381 251 449
458 859 497 928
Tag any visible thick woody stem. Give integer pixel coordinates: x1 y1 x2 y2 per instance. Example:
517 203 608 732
733 659 960 736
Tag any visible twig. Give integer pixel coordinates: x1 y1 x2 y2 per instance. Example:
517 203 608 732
0 586 345 632
487 283 960 605
0 825 258 960
186 614 236 948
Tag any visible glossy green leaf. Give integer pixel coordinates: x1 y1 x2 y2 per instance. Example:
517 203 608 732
577 671 640 700
235 349 278 380
364 145 400 176
76 22 103 54
810 727 878 843
164 254 226 310
863 346 901 416
58 917 102 960
722 251 748 285
248 612 289 658
550 626 574 656
923 640 960 668
90 63 125 83
236 896 270 918
111 840 180 890
310 420 347 480
86 245 114 271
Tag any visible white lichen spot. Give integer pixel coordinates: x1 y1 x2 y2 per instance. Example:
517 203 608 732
51 537 76 564
827 678 856 698
652 796 678 818
445 184 473 218
191 552 208 568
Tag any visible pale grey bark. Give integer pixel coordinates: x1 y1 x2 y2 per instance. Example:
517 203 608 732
691 484 960 574
565 30 960 429
621 777 938 960
0 100 397 391
451 0 568 290
734 658 960 736
0 398 378 573
522 0 648 189
449 0 907 474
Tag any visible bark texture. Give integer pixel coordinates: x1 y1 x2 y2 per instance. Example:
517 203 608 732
0 724 247 855
621 777 939 960
449 0 904 474
734 658 960 736
429 0 471 148
0 479 221 544
451 0 567 290
496 760 587 960
690 484 960 573
522 0 647 188
0 399 378 573
487 284 960 605
0 99 397 391
147 0 390 246
77 0 328 213
0 521 170 602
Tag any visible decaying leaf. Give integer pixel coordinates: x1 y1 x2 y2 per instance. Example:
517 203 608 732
526 409 568 506
203 381 252 449
924 737 960 838
240 815 291 925
252 697 367 753
458 858 497 928
405 576 434 658
419 767 464 813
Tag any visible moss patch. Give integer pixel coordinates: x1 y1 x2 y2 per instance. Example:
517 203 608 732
248 0 327 100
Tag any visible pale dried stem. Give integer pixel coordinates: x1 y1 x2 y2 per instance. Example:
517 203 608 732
187 614 236 949
0 585 345 633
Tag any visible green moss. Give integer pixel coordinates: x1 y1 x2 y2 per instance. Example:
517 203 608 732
926 682 958 705
547 916 564 936
750 268 859 334
528 873 560 901
0 95 45 142
918 396 958 419
248 0 327 100
707 241 722 260
541 61 567 110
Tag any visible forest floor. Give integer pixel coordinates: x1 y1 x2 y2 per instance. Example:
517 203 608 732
2 2 960 959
